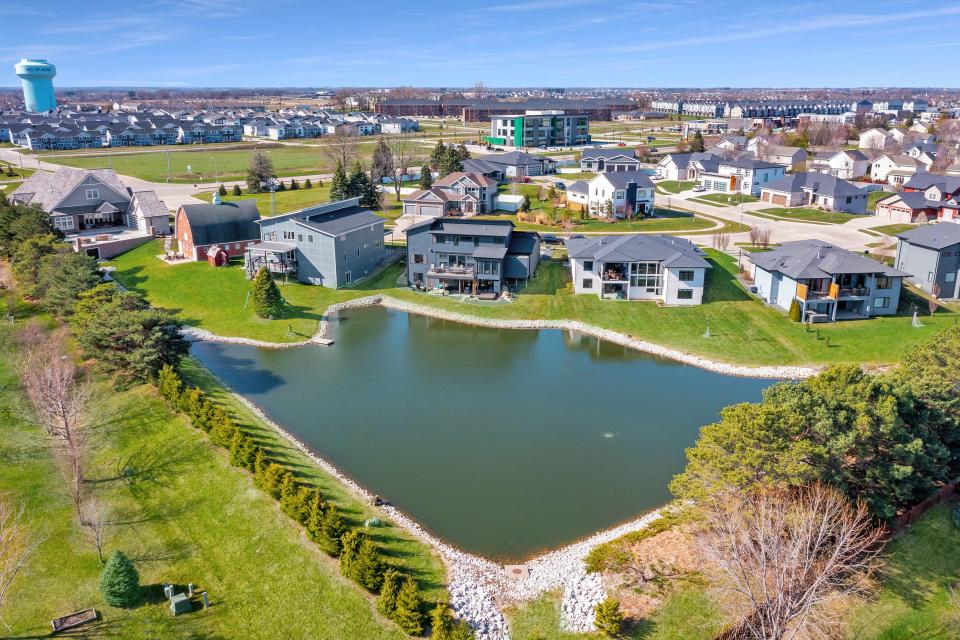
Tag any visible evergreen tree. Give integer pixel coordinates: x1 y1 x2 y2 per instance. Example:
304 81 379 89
377 568 402 617
290 178 299 190
354 537 386 591
330 161 350 201
217 183 227 196
246 150 276 193
339 529 364 579
520 195 531 212
392 576 424 635
594 597 623 637
255 463 288 498
419 165 433 190
430 601 455 640
305 490 327 542
454 143 471 161
277 179 287 191
37 251 101 316
229 430 251 467
304 178 313 189
11 234 60 298
99 551 140 607
318 503 347 556
251 267 283 319
430 141 447 167
347 161 367 197
157 364 184 404
450 621 476 640
438 146 464 177
690 130 706 153
232 184 242 196
252 448 268 475
0 202 59 257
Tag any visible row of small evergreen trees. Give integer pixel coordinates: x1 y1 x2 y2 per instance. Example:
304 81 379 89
155 365 470 637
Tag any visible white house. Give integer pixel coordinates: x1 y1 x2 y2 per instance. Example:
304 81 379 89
656 153 691 180
859 128 891 150
697 158 786 196
809 150 869 180
869 154 922 186
565 234 711 304
584 171 655 218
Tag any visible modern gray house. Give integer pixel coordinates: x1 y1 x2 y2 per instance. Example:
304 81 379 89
895 223 960 299
747 240 910 321
405 218 540 295
244 198 386 288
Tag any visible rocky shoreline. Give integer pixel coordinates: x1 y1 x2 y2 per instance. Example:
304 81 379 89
184 294 819 380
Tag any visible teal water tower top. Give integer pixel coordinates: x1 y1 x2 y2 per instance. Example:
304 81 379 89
14 58 57 112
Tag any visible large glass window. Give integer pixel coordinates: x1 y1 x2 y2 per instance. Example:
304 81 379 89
629 262 663 293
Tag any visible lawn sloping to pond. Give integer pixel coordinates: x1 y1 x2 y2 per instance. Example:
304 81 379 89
109 239 957 367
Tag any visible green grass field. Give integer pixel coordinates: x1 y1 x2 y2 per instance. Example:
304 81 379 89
870 223 917 237
693 193 759 206
868 190 894 211
754 207 863 224
108 240 958 366
475 208 716 234
0 305 443 638
195 186 405 221
657 180 694 194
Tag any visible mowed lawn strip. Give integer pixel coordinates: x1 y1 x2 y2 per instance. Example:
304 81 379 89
194 187 406 221
0 310 443 638
109 239 958 366
754 207 863 224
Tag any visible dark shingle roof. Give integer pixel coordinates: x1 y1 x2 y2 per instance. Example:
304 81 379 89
748 240 909 279
897 223 960 250
179 200 260 245
565 234 710 269
296 205 384 235
763 172 864 198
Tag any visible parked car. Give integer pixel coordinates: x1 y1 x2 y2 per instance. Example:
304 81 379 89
540 234 563 245
555 182 566 190
693 184 707 192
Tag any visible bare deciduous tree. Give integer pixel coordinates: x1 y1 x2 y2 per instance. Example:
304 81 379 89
712 231 730 252
929 284 941 316
701 484 883 640
79 498 109 563
387 136 422 201
758 228 772 249
0 496 43 611
749 226 762 247
322 128 357 170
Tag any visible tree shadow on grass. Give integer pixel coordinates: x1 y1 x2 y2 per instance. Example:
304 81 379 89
128 539 194 566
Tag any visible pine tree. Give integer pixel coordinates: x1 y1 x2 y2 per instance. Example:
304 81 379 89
339 529 364 579
594 597 623 637
392 576 424 635
690 130 706 153
232 184 242 196
255 462 288 498
290 178 299 190
251 267 283 319
306 490 327 542
277 180 287 191
451 621 475 640
438 146 464 177
430 601 455 640
99 550 140 607
354 537 386 591
246 150 276 193
304 178 313 189
455 143 470 161
430 140 447 167
217 183 227 196
419 165 433 190
330 161 349 201
520 195 531 212
319 503 347 556
377 568 402 617
157 364 183 404
277 472 298 511
348 161 367 198
253 448 268 475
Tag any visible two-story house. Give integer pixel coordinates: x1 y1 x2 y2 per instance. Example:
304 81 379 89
566 234 711 304
582 171 655 218
244 198 386 288
405 218 540 295
401 172 499 217
748 240 909 321
697 158 787 196
809 150 869 180
895 223 960 299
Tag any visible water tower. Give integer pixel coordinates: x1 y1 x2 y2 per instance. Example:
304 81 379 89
14 58 57 112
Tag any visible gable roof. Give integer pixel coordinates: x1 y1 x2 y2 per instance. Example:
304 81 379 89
433 171 498 188
178 199 260 245
748 240 908 279
131 190 168 219
580 149 638 161
11 167 131 212
565 234 710 269
897 222 960 250
763 172 864 198
903 172 960 194
592 171 654 189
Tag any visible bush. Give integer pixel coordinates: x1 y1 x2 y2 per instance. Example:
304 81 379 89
377 568 402 617
304 178 312 189
318 503 346 556
430 601 455 640
788 298 802 322
594 597 624 637
251 267 283 319
353 537 386 591
99 551 140 607
217 184 227 196
339 529 364 580
232 184 242 196
392 576 424 635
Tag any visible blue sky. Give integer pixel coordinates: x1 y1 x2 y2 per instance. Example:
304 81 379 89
3 0 960 88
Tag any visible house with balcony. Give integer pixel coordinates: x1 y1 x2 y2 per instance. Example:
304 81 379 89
583 171 655 218
747 240 909 321
401 172 499 217
244 198 386 287
697 158 786 196
405 218 540 295
566 234 711 304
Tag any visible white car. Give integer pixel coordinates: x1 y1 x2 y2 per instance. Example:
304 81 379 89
692 185 707 192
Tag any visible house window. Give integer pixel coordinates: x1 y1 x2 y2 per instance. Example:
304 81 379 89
413 254 425 264
875 276 892 289
344 271 352 284
874 296 890 309
308 235 313 243
677 289 694 300
297 234 303 242
583 260 594 271
946 272 956 283
283 231 295 240
357 247 361 257
53 216 74 230
85 188 99 200
678 270 695 282
582 278 593 289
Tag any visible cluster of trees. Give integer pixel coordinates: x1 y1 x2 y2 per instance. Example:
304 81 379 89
155 365 460 637
672 329 960 523
330 160 381 209
429 141 469 178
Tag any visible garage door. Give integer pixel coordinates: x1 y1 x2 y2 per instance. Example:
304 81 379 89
771 194 787 206
420 205 442 217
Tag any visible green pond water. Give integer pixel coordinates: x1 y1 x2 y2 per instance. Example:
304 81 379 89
192 307 772 560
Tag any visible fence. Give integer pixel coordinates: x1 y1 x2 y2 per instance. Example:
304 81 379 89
892 480 959 532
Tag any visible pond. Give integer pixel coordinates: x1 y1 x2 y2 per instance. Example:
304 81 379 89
192 307 773 561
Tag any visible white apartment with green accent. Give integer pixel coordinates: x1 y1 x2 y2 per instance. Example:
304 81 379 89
486 110 590 148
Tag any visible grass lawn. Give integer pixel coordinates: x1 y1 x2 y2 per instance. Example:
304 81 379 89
657 180 694 194
44 142 380 183
474 208 716 234
109 240 958 366
870 223 917 237
754 207 863 224
553 172 596 181
693 193 760 207
868 190 894 211
0 306 443 638
0 165 34 179
195 186 404 221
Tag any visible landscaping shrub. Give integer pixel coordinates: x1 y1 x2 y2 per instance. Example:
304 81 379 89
251 267 283 319
232 184 242 196
788 298 802 322
218 184 227 196
339 529 364 580
392 576 424 635
99 551 140 607
377 568 402 617
594 597 624 637
353 537 386 592
317 503 346 556
255 463 290 499
304 178 312 189
430 601 455 640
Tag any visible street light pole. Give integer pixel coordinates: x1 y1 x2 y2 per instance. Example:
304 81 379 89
211 156 220 184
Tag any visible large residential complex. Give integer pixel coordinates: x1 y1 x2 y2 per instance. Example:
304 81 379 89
748 240 908 322
566 234 711 304
374 97 635 121
486 111 590 148
405 218 540 295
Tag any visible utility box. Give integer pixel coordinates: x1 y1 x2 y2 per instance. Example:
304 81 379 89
170 593 192 616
